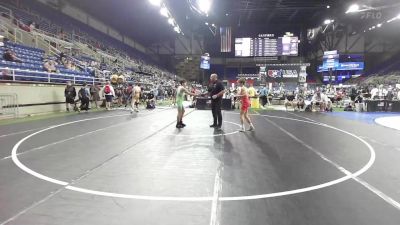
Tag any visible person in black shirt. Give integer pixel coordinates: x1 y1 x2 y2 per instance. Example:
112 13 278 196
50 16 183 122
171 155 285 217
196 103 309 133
3 49 22 63
208 74 225 130
65 81 77 112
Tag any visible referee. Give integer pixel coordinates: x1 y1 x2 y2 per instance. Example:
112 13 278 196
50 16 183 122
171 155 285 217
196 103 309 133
208 73 225 131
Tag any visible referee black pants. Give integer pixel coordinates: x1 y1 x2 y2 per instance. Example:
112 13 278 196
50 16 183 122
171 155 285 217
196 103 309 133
211 100 222 127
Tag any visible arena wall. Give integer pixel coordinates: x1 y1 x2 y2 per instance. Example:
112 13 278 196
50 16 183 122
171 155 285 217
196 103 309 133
0 83 72 116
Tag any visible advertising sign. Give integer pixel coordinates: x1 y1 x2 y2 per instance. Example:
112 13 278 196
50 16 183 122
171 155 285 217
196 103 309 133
267 69 298 78
298 66 307 83
200 55 210 70
318 62 364 72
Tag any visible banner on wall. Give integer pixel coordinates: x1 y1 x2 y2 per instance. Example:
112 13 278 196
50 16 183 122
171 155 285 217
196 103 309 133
267 69 298 78
236 74 260 79
318 62 364 72
261 63 309 81
298 66 307 83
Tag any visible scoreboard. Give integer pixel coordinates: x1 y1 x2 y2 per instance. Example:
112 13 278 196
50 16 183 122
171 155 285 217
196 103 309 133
235 35 299 57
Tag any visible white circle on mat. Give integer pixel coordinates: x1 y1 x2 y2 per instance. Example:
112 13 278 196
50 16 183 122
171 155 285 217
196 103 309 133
11 113 375 201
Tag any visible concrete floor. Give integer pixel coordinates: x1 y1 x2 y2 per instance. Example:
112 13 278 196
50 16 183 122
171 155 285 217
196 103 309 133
0 108 399 225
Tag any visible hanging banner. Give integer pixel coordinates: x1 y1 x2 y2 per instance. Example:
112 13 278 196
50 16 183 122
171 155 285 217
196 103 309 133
298 66 307 83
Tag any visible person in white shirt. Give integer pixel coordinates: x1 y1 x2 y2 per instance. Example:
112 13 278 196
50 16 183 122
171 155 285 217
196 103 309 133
370 86 379 99
397 88 400 100
102 80 115 110
311 90 328 111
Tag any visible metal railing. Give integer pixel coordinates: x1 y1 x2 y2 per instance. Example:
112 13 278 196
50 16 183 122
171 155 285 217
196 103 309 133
0 93 18 119
0 5 12 19
0 67 107 85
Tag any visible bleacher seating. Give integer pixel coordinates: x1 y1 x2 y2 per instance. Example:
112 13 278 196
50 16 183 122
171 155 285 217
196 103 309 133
0 0 177 86
0 41 94 84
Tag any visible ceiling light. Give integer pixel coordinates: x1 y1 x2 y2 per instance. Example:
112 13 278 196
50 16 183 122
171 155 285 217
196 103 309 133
168 18 174 25
327 5 330 9
197 0 212 14
149 0 162 7
174 26 180 33
377 23 382 28
212 23 215 27
324 19 333 25
160 7 169 17
372 26 376 29
346 4 360 14
205 22 208 25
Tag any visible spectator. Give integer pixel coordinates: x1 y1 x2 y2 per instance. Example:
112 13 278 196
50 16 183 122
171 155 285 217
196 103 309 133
102 80 115 110
295 91 305 111
3 49 22 63
28 21 35 32
78 82 90 112
115 83 124 107
311 90 326 112
284 91 296 111
65 81 76 112
58 52 66 64
18 20 31 32
44 60 58 73
90 83 101 109
259 85 269 108
248 83 256 97
397 88 400 100
64 60 76 71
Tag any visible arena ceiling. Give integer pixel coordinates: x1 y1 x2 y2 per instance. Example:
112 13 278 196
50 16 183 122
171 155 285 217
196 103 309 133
68 0 400 46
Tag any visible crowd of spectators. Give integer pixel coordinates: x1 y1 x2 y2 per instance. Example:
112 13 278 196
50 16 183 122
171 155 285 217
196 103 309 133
220 81 399 113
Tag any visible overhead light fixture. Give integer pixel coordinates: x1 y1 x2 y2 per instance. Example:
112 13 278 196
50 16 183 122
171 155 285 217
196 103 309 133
149 0 162 7
346 4 360 13
205 22 209 25
168 18 174 25
212 23 215 27
327 5 330 9
150 1 183 35
197 0 212 14
387 14 400 23
324 19 333 25
377 23 382 28
160 6 169 17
